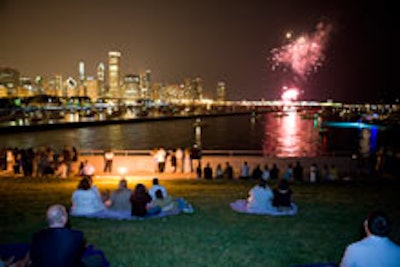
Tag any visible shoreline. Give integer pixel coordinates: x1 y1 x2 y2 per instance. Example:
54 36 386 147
0 111 254 134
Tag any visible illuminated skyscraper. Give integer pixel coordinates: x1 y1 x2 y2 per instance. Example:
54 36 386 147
124 74 140 100
140 69 152 99
79 61 85 82
78 61 86 96
86 76 99 101
193 77 203 100
97 62 105 97
108 51 121 98
216 81 226 101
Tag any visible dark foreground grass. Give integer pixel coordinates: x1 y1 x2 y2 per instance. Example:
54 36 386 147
1 177 400 267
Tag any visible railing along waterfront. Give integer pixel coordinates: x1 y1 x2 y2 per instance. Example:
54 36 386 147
79 149 355 158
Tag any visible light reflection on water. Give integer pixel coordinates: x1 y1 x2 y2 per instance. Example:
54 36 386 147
0 113 395 157
262 112 323 157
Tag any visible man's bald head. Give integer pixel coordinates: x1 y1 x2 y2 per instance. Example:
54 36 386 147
46 204 68 227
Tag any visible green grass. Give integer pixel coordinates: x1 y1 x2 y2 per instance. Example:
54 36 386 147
1 177 400 267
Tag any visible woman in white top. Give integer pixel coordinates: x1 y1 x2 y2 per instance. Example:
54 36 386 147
70 177 105 216
247 179 274 213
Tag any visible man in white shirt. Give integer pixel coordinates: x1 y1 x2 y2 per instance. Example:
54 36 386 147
340 210 400 267
103 150 114 173
148 178 168 200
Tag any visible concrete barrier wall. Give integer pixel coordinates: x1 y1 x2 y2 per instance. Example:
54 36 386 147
78 154 357 180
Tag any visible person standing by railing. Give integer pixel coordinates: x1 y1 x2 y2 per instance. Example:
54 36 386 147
103 150 114 173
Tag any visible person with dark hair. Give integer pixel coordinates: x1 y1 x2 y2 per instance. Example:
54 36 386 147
272 179 293 211
130 184 161 217
70 177 105 216
203 162 213 180
150 189 176 212
224 162 234 179
340 210 400 267
270 163 280 180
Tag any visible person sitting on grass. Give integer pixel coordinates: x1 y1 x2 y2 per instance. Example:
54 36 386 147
150 189 177 212
130 183 161 217
108 178 131 211
340 210 400 267
29 204 108 267
29 204 87 267
148 178 168 201
272 179 293 211
246 178 274 213
70 177 106 216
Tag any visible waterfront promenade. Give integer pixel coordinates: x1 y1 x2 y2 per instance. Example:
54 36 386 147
0 151 357 181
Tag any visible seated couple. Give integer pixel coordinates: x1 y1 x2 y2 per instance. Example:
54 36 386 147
231 179 297 215
128 178 191 217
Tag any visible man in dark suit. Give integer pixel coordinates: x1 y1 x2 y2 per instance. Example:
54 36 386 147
29 204 86 267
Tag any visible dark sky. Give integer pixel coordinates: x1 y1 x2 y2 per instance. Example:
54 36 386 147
0 0 399 102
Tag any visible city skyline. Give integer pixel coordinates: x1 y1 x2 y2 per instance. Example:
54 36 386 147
0 0 398 102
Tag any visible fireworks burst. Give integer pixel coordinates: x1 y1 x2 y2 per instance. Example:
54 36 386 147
271 22 332 79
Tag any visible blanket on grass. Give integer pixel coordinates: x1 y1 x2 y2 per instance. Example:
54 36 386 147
230 199 298 216
70 198 193 220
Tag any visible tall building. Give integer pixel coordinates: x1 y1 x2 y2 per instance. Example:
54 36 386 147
108 51 121 98
140 69 152 99
192 77 203 100
19 76 34 97
124 74 140 100
97 62 105 97
216 81 226 101
0 67 20 96
78 61 86 96
85 76 98 101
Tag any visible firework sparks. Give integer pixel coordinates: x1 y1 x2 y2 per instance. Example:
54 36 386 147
271 22 332 79
281 86 300 102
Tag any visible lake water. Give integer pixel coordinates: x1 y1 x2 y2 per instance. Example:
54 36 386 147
1 112 396 157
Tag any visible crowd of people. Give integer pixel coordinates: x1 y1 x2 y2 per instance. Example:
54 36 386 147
70 176 190 218
0 145 79 178
150 144 202 174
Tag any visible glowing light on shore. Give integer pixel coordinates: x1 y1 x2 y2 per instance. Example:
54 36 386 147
271 22 332 79
118 166 127 176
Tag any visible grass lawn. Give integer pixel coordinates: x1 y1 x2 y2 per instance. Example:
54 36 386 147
1 177 400 267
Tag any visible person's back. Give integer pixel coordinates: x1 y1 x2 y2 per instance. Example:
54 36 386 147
247 180 273 212
224 162 233 179
130 184 152 217
30 227 85 267
203 163 213 179
340 210 400 267
148 178 168 200
109 179 131 211
272 179 293 210
29 204 85 267
71 178 105 216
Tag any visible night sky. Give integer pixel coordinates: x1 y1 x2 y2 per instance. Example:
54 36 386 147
0 0 399 102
